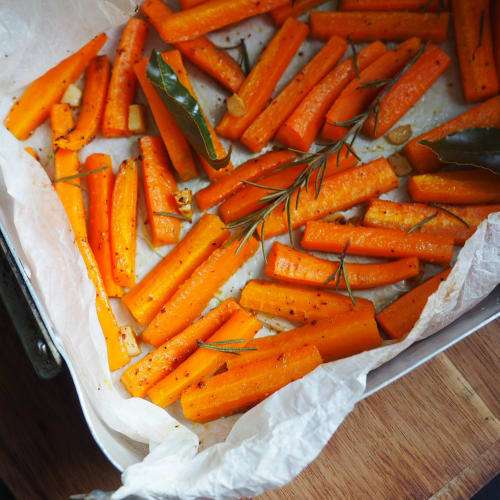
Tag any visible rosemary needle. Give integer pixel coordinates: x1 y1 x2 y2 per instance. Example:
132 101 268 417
52 165 109 184
153 211 191 222
324 241 356 307
407 211 439 234
429 203 470 228
196 338 257 355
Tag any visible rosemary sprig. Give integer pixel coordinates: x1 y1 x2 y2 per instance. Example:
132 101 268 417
348 36 360 79
196 338 257 355
429 203 470 227
52 165 109 184
356 78 393 90
324 241 356 306
216 38 250 75
407 211 439 234
153 211 191 222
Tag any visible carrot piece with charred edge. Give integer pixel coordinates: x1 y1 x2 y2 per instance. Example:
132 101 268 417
270 0 329 26
161 50 233 180
139 136 181 247
376 268 452 339
148 309 262 407
241 36 348 153
452 0 499 103
226 309 380 371
51 111 128 371
277 41 387 152
217 18 309 141
110 159 138 287
404 96 500 173
182 344 322 423
322 37 421 142
24 147 39 161
85 154 123 298
123 214 229 326
142 0 245 93
265 242 421 290
121 299 240 398
144 0 290 43
302 221 454 265
363 199 500 245
240 279 375 323
363 44 451 139
310 11 449 43
142 235 259 347
50 103 74 151
134 57 198 181
408 170 500 205
219 145 358 224
55 56 110 151
195 150 297 211
260 157 398 239
5 33 107 140
340 0 449 11
102 19 148 137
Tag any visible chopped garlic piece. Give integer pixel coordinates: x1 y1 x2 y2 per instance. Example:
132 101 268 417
386 124 412 145
388 152 413 177
227 93 246 117
119 326 141 357
128 104 147 134
61 84 82 107
174 189 193 221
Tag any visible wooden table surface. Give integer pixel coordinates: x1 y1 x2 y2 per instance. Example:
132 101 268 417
1 300 498 500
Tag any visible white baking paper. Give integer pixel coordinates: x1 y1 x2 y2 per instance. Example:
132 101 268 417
0 1 499 499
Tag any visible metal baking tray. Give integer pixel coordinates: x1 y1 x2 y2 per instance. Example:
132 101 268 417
1 219 499 471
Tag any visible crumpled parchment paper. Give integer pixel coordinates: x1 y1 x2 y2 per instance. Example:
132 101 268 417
0 1 499 499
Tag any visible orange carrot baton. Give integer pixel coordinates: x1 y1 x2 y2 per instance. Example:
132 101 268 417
217 18 309 141
139 136 181 246
239 279 375 323
270 0 329 26
102 19 148 137
5 33 107 140
50 103 74 151
265 242 421 290
240 36 348 153
110 159 138 287
404 96 500 173
376 268 451 339
122 214 229 326
181 345 322 422
339 0 449 11
452 0 499 103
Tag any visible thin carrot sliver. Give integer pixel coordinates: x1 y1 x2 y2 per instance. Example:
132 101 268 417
216 17 309 141
241 36 348 153
122 214 229 326
139 136 181 246
5 33 107 140
270 0 329 26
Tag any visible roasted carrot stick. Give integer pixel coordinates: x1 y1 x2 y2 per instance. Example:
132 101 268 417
240 36 348 153
269 0 329 26
146 0 289 43
50 103 75 151
5 33 107 140
219 146 358 224
110 159 138 287
102 19 148 137
260 157 398 239
363 199 500 245
123 214 228 325
142 0 245 93
142 235 259 346
363 44 451 139
339 0 449 10
376 268 451 339
121 299 240 397
85 154 123 298
180 0 206 8
139 136 181 247
452 0 499 103
276 41 387 152
54 56 110 151
310 11 449 43
216 18 309 141
302 221 454 265
134 57 198 181
240 279 375 323
148 309 262 407
404 96 500 173
226 309 380 370
161 50 233 180
322 37 421 141
408 170 500 205
195 150 297 211
181 345 322 422
265 242 421 290
52 112 128 371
